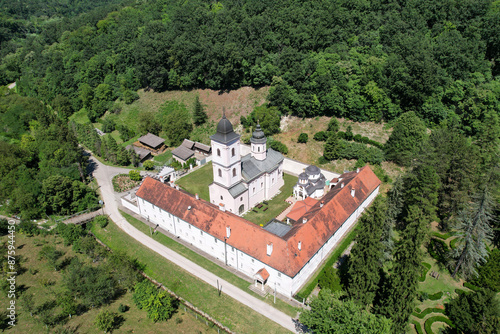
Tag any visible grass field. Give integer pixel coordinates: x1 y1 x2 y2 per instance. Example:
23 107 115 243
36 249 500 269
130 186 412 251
121 211 299 317
0 233 215 334
68 108 90 124
242 173 297 226
91 219 292 333
154 150 173 165
176 162 213 201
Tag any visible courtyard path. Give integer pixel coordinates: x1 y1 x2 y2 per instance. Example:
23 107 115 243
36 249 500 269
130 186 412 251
90 156 298 333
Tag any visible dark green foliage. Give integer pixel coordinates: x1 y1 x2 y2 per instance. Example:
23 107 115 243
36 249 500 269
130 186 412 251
347 197 385 306
345 125 353 141
128 170 141 181
427 238 449 265
384 111 427 166
419 262 432 282
122 90 139 104
412 308 445 319
133 280 176 322
428 292 444 301
445 289 499 334
94 215 109 229
323 132 340 161
327 118 339 133
118 304 128 313
193 96 207 126
101 118 115 133
375 206 428 333
299 291 392 334
94 310 120 333
268 140 288 155
470 249 500 292
63 258 118 308
56 223 86 246
318 267 342 292
297 133 308 143
0 219 9 235
143 160 155 171
38 245 64 270
424 316 454 333
337 141 385 165
106 251 142 291
163 103 192 147
463 282 482 292
313 131 328 141
243 106 281 136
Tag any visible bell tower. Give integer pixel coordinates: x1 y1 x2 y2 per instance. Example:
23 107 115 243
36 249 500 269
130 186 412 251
210 109 241 188
250 122 266 161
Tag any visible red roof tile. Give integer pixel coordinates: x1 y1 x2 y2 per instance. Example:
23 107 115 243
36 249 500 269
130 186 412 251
256 268 270 281
287 197 318 222
135 166 381 278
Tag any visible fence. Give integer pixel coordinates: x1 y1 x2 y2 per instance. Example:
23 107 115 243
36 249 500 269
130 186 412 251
89 232 234 334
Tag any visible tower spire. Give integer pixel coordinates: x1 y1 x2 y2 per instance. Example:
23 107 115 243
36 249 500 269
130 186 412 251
222 107 226 119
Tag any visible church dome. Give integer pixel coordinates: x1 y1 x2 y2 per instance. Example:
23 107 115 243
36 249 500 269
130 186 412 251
217 114 234 134
250 122 267 144
210 110 240 144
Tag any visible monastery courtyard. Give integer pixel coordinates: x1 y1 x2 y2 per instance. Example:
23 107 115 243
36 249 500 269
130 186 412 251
176 161 299 226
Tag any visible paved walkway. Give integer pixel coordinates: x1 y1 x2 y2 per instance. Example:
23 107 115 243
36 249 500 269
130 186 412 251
62 210 103 225
90 156 298 333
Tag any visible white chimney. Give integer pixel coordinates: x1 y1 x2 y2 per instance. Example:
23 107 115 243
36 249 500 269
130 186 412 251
187 206 191 210
226 226 231 238
195 193 199 200
320 201 324 208
303 218 308 224
175 184 180 190
267 243 273 256
298 241 302 251
341 183 344 188
351 188 356 197
356 168 360 173
219 203 226 212
170 181 174 188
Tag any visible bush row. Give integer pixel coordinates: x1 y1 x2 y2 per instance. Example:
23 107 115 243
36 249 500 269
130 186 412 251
424 316 453 334
419 262 432 282
411 320 424 334
412 307 446 319
337 131 384 149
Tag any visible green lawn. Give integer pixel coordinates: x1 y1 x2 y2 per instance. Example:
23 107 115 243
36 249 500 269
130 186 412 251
121 211 298 317
176 162 213 201
154 150 173 165
243 173 297 226
91 218 292 334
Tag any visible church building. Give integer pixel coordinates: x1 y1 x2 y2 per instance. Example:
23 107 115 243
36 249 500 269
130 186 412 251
209 113 284 215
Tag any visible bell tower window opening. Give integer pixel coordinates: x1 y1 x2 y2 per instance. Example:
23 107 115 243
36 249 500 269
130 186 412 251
231 147 235 157
217 148 221 156
232 168 237 177
218 169 222 177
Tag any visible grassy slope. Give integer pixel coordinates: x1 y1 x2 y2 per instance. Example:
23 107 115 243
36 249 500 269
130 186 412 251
176 162 213 201
0 234 214 334
91 220 292 334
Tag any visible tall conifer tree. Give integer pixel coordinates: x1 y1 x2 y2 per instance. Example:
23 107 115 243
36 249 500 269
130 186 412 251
193 96 207 126
347 197 385 306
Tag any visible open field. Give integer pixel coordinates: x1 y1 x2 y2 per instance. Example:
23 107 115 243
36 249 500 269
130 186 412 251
0 233 214 334
91 219 292 333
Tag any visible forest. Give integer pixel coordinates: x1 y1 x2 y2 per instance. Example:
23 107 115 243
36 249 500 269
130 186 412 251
0 0 499 333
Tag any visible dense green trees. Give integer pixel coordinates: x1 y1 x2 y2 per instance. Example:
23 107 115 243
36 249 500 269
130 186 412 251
384 111 427 166
347 198 385 306
299 291 392 334
193 96 207 126
133 280 176 322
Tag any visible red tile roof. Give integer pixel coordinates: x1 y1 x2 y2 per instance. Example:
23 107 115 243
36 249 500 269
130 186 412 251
135 166 381 278
287 197 318 222
256 268 270 281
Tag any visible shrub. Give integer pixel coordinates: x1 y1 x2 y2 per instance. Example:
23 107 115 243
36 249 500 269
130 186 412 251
419 291 429 302
424 316 453 334
268 140 288 154
419 262 432 282
427 238 449 264
129 170 142 181
102 118 115 133
94 215 109 228
318 267 342 292
428 291 443 300
463 282 481 291
327 118 339 132
314 131 328 141
95 310 119 333
470 248 500 291
118 304 128 313
143 160 155 170
297 133 309 143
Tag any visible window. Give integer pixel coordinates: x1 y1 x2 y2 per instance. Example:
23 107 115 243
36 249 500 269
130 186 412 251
217 148 221 156
278 273 281 278
218 169 222 177
251 259 254 263
231 247 235 252
200 231 203 236
232 168 236 177
258 146 260 152
231 147 235 157
272 178 274 184
240 197 243 201
253 187 255 194
261 182 263 188
214 238 217 243
220 195 223 200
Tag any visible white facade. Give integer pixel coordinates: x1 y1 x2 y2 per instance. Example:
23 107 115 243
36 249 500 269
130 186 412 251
136 181 379 297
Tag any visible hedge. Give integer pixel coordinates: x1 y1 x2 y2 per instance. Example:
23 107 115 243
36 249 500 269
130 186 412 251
428 291 444 301
431 231 454 240
463 282 481 292
411 320 424 334
424 316 453 334
337 131 384 149
419 262 432 282
412 308 446 319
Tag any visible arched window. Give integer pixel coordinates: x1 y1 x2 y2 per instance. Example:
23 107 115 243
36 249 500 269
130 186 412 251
217 148 221 156
258 146 260 152
218 169 222 177
232 168 237 177
231 148 235 157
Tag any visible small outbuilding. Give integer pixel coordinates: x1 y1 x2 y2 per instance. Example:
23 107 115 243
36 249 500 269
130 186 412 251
137 133 165 152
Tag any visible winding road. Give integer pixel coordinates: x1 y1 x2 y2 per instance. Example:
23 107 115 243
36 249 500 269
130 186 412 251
90 156 299 333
